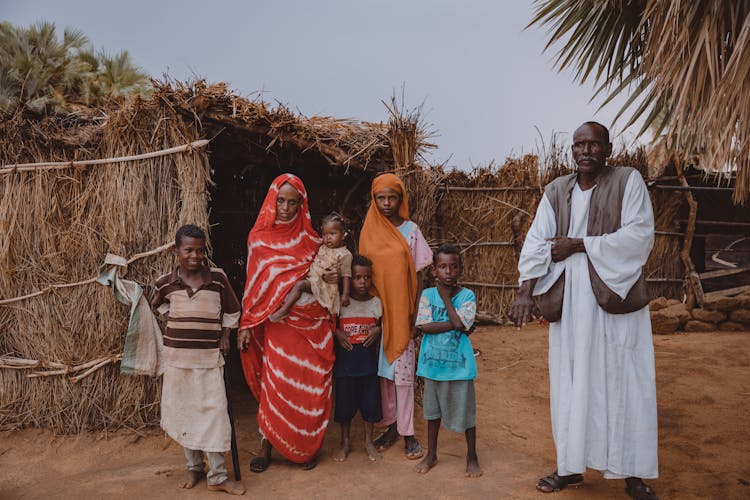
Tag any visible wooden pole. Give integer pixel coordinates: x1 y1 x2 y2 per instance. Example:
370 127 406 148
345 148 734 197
676 162 704 307
0 139 209 175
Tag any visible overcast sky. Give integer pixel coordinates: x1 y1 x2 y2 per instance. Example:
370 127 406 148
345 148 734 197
2 0 646 168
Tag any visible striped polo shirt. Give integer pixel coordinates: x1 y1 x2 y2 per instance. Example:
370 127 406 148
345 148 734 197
152 266 240 368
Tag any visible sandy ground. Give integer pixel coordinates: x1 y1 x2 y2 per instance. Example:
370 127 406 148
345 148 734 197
2 325 749 499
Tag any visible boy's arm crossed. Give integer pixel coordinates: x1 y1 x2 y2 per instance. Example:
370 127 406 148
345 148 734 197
418 320 454 334
415 292 452 334
438 285 467 332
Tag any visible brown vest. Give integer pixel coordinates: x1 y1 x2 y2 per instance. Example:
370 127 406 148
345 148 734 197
537 166 650 322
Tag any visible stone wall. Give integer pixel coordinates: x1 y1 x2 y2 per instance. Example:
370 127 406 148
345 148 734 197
650 293 750 333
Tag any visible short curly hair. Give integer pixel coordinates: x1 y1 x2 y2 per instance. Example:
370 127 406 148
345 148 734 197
433 243 462 268
175 224 206 247
351 254 373 270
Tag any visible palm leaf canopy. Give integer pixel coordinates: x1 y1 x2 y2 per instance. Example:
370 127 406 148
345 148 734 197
530 0 750 204
0 22 151 116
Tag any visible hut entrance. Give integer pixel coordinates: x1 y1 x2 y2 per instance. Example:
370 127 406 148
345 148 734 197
205 127 374 393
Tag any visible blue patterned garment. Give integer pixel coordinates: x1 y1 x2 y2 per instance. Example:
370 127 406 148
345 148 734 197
415 287 477 381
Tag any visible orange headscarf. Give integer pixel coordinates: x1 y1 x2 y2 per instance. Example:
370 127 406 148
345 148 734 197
359 173 417 363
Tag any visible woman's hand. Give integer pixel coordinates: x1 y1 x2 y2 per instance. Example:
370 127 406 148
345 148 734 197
237 328 251 352
322 267 339 284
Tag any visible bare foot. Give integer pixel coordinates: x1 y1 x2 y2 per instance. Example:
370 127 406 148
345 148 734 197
207 478 246 495
365 441 381 461
414 454 438 474
333 441 350 462
178 469 203 489
465 456 483 478
268 307 288 323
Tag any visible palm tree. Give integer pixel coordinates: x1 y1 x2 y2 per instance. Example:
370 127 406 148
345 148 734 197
0 21 91 114
529 1 750 204
0 21 151 115
94 50 151 98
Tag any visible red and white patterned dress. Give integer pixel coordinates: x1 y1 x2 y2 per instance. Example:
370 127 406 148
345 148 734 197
239 173 335 463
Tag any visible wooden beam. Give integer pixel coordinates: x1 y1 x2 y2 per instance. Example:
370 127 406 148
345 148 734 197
652 185 735 192
678 219 750 228
476 311 504 325
699 264 750 280
0 140 209 175
655 231 684 237
456 241 515 247
440 186 541 192
459 281 518 289
703 284 750 298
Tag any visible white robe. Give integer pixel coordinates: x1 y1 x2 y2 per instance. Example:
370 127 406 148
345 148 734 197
519 170 658 479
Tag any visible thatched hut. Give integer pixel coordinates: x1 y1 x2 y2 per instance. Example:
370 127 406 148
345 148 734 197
0 80 430 432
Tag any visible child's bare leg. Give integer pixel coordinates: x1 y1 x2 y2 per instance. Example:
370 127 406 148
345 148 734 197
364 422 380 461
465 426 482 478
415 419 440 473
269 280 310 322
333 420 351 462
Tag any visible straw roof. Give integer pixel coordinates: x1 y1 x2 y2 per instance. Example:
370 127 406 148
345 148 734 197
1 79 401 173
155 80 406 172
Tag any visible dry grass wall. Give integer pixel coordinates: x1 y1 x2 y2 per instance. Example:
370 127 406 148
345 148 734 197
0 101 210 432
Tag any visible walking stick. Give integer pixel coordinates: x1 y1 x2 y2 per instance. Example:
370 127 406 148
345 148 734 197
223 349 242 481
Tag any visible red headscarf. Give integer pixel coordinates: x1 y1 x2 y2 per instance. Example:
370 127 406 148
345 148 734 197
239 173 321 330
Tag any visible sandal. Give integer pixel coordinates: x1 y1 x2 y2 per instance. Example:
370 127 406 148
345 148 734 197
405 438 424 460
625 480 658 500
373 429 398 452
249 456 271 473
300 456 318 470
536 472 584 492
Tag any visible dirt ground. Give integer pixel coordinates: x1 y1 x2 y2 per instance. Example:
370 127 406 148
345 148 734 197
2 324 749 499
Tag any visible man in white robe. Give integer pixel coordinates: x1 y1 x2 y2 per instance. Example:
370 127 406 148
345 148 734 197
510 122 658 500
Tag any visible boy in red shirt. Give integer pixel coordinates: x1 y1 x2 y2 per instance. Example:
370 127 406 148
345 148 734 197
332 255 382 462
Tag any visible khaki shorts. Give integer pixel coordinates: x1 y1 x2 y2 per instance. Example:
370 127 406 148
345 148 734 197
422 378 476 432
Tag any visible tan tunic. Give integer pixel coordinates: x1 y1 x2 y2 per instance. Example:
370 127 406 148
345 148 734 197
309 245 352 315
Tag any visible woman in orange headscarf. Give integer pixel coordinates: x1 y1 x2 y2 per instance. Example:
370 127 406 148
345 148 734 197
238 173 336 471
359 173 432 459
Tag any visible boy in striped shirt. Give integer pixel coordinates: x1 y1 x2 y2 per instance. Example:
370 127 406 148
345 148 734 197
151 224 244 495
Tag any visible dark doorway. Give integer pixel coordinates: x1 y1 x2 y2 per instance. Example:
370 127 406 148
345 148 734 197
205 127 376 393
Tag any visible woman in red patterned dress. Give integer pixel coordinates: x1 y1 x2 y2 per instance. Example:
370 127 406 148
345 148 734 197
237 173 336 471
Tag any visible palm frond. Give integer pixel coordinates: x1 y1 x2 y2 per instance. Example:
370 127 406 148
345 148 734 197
530 0 750 204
